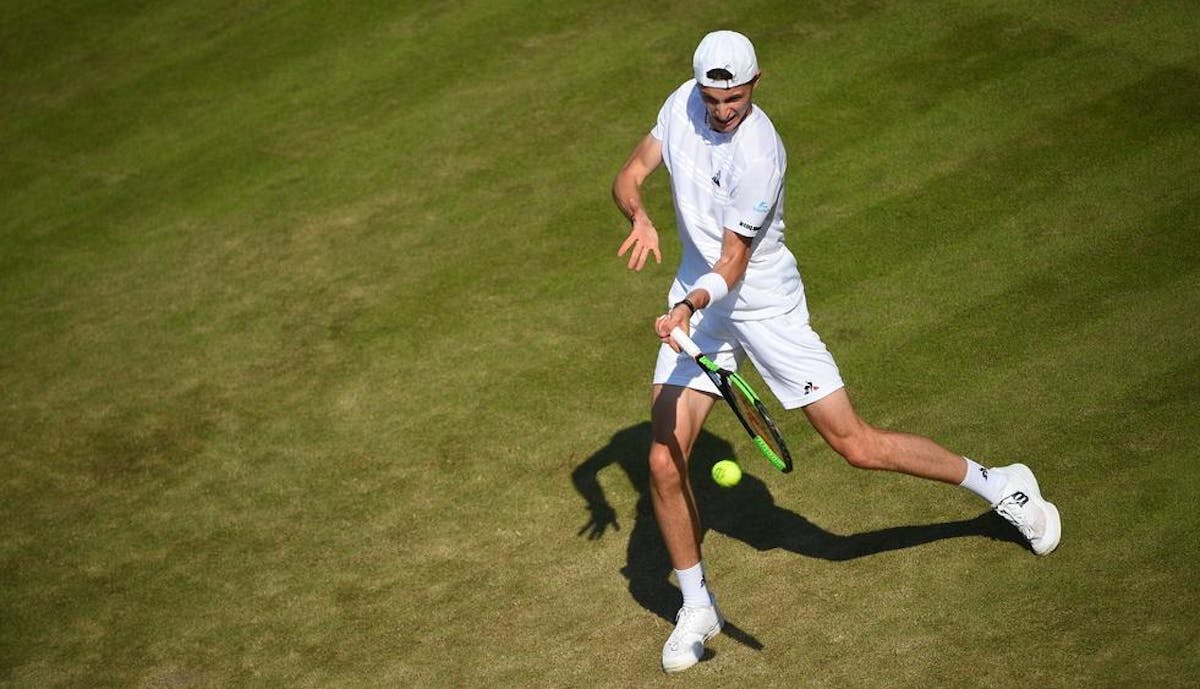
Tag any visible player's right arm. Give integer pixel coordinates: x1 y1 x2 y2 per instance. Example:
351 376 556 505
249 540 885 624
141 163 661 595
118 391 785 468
613 134 664 271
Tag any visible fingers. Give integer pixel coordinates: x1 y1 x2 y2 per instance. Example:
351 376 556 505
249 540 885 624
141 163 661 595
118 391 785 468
617 227 660 272
617 233 636 257
655 314 685 352
629 246 644 271
655 314 670 338
625 243 655 271
618 235 645 270
636 243 661 271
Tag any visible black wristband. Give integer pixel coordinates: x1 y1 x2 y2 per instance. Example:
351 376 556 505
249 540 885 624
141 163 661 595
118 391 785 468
674 298 697 315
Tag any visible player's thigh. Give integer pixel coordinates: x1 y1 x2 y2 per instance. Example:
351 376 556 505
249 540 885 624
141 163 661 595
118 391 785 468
650 384 719 457
801 387 870 452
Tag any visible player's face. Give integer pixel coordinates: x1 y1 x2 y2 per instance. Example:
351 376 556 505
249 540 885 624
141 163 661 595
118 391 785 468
699 80 756 133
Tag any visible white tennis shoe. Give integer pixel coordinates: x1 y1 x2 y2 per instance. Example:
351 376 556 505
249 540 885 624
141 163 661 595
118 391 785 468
991 463 1061 555
661 597 724 673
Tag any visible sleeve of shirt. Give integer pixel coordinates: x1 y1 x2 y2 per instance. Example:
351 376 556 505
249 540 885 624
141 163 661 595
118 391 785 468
650 94 670 142
723 151 783 237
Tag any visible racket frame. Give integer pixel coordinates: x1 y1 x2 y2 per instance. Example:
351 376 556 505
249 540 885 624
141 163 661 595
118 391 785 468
670 327 794 473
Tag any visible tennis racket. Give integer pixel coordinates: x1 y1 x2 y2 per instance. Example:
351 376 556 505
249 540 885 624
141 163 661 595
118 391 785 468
671 327 794 473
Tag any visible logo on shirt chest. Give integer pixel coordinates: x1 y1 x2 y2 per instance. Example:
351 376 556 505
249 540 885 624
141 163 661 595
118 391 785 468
711 170 721 187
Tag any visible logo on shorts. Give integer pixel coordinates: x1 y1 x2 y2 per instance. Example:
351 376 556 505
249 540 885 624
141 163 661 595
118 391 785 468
754 200 770 213
804 381 820 395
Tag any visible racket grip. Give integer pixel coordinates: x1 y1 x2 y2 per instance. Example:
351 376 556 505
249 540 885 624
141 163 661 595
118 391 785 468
670 327 702 358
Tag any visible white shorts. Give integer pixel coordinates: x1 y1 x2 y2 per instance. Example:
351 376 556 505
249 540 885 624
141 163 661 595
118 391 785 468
653 306 844 409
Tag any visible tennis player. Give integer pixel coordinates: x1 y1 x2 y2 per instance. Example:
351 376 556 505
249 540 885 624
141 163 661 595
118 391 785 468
612 30 1062 673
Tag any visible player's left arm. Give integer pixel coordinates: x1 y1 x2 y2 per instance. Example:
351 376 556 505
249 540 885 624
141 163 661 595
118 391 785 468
613 134 665 271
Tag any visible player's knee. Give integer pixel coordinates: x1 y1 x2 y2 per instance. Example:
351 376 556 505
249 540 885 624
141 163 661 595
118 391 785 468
831 431 888 471
647 444 687 491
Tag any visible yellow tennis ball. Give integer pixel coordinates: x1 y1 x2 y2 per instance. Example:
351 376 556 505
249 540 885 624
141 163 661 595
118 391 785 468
711 459 742 487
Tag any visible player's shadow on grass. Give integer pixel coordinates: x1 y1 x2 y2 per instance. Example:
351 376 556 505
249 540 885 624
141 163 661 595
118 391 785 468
573 422 1024 650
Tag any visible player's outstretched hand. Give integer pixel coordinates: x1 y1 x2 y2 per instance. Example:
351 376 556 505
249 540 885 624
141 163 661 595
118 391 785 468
617 218 661 271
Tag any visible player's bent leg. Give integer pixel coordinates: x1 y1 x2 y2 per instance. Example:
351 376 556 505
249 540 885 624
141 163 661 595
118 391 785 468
804 390 1062 554
803 388 967 484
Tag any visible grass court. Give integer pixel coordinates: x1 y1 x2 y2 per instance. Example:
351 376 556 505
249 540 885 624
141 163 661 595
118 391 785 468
2 1 1198 686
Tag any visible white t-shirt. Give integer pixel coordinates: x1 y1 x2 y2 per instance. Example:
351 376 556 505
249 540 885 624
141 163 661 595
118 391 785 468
651 79 806 321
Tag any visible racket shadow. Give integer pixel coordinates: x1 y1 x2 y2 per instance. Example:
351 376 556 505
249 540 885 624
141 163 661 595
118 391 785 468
572 422 1026 648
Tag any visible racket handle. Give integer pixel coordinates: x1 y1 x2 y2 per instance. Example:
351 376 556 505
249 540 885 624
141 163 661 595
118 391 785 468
670 327 702 358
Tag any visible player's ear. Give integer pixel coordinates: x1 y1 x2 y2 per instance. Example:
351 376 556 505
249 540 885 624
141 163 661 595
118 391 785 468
742 72 761 96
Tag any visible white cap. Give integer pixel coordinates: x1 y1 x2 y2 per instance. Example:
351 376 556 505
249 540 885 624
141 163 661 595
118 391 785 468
693 30 759 88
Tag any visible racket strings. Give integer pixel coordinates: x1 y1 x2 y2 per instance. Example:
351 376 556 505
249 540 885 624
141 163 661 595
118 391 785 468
730 392 773 448
731 389 791 469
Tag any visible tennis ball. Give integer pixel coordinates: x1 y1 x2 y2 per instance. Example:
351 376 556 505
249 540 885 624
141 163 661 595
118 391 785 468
711 460 742 487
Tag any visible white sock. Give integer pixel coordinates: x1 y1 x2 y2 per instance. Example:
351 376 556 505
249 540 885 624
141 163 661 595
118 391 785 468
960 458 1005 505
675 562 711 608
